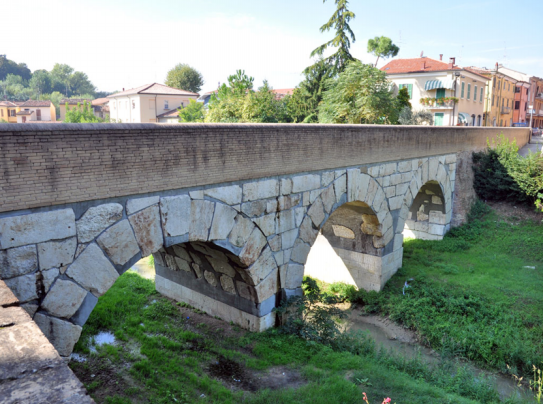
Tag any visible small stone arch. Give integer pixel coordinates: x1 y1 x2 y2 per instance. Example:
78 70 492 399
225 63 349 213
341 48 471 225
395 157 453 243
8 195 276 357
284 170 397 294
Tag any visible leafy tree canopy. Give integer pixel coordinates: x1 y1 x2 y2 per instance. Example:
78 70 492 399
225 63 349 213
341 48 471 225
178 99 204 122
0 56 31 81
367 36 399 67
307 0 356 75
398 107 433 125
165 63 204 93
64 101 105 123
318 61 396 124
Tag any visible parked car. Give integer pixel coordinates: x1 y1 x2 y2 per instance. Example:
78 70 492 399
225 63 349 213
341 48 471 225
533 128 542 136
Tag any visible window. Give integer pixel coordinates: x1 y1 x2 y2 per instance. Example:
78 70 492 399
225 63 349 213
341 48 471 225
461 82 465 98
36 109 41 121
164 100 169 110
132 100 135 109
480 87 484 102
0 109 3 117
515 101 520 110
493 77 496 88
474 86 477 102
436 88 446 99
503 81 506 90
500 119 503 127
149 99 155 110
492 95 495 106
398 84 413 99
467 83 471 100
508 82 510 91
515 86 520 93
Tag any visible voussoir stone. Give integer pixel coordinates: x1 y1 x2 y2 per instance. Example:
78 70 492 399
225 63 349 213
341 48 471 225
0 209 76 249
41 267 59 293
246 246 276 286
239 227 267 267
38 237 77 271
160 195 191 237
129 205 163 257
209 204 237 240
0 244 38 279
65 243 118 297
41 279 87 319
34 313 82 357
228 215 255 248
243 179 279 202
189 200 215 241
97 220 140 265
76 204 123 243
207 257 236 277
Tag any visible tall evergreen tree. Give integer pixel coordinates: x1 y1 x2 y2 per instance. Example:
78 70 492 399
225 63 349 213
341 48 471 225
306 0 356 75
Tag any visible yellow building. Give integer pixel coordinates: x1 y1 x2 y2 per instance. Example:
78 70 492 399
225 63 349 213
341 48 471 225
469 65 517 127
0 101 22 123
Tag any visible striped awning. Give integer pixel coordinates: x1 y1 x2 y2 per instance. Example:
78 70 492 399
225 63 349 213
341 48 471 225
424 79 455 91
458 113 470 123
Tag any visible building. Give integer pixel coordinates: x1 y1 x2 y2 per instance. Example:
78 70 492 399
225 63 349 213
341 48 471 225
467 65 518 127
271 88 294 99
91 98 109 119
490 66 532 126
528 77 543 128
0 101 22 123
381 55 489 126
59 99 92 121
15 100 56 123
107 83 199 123
156 109 180 123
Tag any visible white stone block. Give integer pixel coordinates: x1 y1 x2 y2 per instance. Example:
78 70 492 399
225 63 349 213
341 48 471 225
189 190 204 200
398 160 412 173
4 273 38 303
228 215 254 247
34 313 82 357
322 171 335 187
126 196 159 215
189 200 215 241
280 178 293 195
379 163 397 177
204 185 242 205
334 175 346 203
209 204 237 240
42 279 87 319
77 204 122 244
0 245 38 279
0 209 76 249
429 210 447 225
66 243 118 297
129 205 163 257
243 179 279 201
307 198 325 227
253 214 276 237
160 195 190 238
281 229 298 250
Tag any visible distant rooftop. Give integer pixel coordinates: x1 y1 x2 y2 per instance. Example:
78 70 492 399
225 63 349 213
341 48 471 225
20 100 52 107
108 83 199 98
60 98 92 105
157 109 180 118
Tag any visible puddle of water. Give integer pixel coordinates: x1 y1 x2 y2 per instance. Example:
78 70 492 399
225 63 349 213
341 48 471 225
70 353 87 363
129 258 155 280
343 307 532 402
89 331 117 353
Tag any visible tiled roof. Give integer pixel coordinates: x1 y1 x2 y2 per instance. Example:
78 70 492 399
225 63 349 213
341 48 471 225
108 83 199 98
381 57 461 74
19 100 52 107
16 110 33 115
0 101 21 107
271 89 294 95
91 98 109 106
157 109 179 118
60 98 92 105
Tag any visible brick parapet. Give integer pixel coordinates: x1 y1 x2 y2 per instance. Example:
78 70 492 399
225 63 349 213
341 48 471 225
0 123 530 213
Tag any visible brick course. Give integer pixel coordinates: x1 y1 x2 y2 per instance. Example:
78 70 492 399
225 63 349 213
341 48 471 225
0 123 530 214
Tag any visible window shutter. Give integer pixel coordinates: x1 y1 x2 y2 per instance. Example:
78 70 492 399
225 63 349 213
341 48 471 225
467 84 471 100
407 84 413 99
474 86 477 101
461 82 465 98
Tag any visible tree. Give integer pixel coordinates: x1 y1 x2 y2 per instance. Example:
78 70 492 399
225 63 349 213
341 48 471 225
29 70 52 98
241 81 290 123
0 56 31 81
178 99 204 122
307 0 356 75
367 36 399 67
318 61 396 124
165 64 204 93
51 63 74 96
288 58 335 123
69 71 95 96
64 101 104 123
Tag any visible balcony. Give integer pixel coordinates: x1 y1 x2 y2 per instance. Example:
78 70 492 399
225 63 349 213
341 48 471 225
501 106 512 114
419 97 457 109
536 93 543 100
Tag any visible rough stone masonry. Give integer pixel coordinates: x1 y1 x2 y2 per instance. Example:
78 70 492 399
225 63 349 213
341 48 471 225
0 123 530 357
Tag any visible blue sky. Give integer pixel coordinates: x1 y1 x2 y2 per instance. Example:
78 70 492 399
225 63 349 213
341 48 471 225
3 0 542 93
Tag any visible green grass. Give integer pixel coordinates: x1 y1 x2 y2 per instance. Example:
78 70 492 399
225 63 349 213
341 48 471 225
324 201 543 378
70 271 507 404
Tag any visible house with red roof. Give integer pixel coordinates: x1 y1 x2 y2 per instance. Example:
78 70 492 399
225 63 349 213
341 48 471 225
15 100 56 123
107 83 199 123
381 55 489 126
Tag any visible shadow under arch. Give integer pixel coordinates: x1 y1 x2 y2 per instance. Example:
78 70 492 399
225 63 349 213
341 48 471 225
286 171 402 296
395 158 453 242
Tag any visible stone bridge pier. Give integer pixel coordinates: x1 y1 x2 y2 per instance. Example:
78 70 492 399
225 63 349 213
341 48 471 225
0 123 529 357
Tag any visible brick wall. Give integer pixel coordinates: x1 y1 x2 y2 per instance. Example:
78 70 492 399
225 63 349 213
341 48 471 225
0 123 530 214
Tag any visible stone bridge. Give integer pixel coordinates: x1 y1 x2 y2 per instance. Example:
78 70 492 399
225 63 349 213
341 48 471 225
0 123 530 357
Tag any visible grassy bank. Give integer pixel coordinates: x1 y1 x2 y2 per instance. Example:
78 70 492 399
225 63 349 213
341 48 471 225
70 271 510 404
324 201 543 378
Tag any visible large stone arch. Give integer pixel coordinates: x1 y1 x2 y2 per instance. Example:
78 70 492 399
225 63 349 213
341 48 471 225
284 170 400 294
395 157 453 242
0 194 276 357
